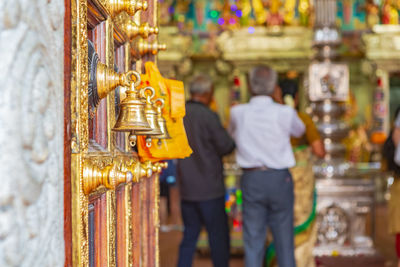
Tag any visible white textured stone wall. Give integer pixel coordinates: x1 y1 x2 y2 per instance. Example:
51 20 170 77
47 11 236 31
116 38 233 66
0 0 65 266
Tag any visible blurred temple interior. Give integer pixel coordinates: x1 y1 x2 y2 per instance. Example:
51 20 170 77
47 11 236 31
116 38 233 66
156 0 400 266
1 0 400 266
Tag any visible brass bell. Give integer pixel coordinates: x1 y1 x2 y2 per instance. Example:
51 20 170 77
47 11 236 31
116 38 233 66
135 87 163 137
153 98 171 140
113 71 152 132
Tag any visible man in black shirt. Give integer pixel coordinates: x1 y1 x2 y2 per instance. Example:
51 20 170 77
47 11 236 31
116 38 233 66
177 74 235 267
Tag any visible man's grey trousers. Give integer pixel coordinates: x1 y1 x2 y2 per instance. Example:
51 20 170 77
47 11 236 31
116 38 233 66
241 169 296 267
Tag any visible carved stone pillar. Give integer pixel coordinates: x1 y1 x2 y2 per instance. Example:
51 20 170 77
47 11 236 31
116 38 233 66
0 1 65 266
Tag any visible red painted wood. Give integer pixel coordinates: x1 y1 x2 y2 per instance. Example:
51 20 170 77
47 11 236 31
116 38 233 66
63 0 72 266
142 179 151 266
131 183 142 267
116 186 127 266
90 193 108 267
89 22 108 149
148 177 156 267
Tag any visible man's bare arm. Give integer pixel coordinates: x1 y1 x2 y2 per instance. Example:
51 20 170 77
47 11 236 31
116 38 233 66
311 139 326 158
393 127 400 147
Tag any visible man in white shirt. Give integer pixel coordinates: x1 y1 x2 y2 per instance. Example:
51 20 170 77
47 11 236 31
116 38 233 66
230 65 305 267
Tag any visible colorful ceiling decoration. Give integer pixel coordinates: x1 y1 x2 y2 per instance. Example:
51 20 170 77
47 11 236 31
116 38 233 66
336 0 400 31
160 0 400 32
159 0 313 31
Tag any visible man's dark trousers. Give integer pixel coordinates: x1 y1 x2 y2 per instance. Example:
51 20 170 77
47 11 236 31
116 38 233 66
241 169 296 267
177 196 230 267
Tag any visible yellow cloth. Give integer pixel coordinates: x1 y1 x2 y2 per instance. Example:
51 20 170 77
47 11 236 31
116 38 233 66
291 113 319 267
137 62 192 161
292 147 314 225
291 112 320 147
389 178 400 234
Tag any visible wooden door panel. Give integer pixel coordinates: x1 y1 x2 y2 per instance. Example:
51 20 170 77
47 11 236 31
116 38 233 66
141 180 149 267
89 193 109 267
114 45 126 151
148 178 153 266
68 0 162 266
88 22 108 149
131 182 142 267
148 177 157 266
88 203 95 267
87 17 110 267
116 184 131 267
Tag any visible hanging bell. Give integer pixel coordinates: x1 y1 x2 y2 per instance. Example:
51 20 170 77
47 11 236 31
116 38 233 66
135 87 163 137
113 71 152 132
153 98 171 140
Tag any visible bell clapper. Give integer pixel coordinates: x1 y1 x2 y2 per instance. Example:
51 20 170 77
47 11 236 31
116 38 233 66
146 136 152 147
157 139 162 146
128 132 137 147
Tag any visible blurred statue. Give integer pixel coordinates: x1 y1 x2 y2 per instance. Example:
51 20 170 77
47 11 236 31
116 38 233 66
159 0 174 25
252 0 268 24
382 0 399 24
365 0 380 28
266 0 284 26
283 0 296 25
298 0 311 26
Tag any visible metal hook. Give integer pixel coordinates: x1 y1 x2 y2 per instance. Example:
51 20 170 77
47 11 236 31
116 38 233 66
140 86 156 101
125 70 141 87
154 98 165 108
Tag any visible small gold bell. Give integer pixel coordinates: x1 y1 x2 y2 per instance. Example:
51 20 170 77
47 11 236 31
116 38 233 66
113 71 152 132
135 87 163 136
153 98 171 140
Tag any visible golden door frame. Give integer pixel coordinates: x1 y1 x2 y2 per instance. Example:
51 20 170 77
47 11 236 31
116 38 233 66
68 0 160 266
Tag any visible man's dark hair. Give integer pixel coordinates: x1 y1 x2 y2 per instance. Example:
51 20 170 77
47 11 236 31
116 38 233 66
280 79 299 99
